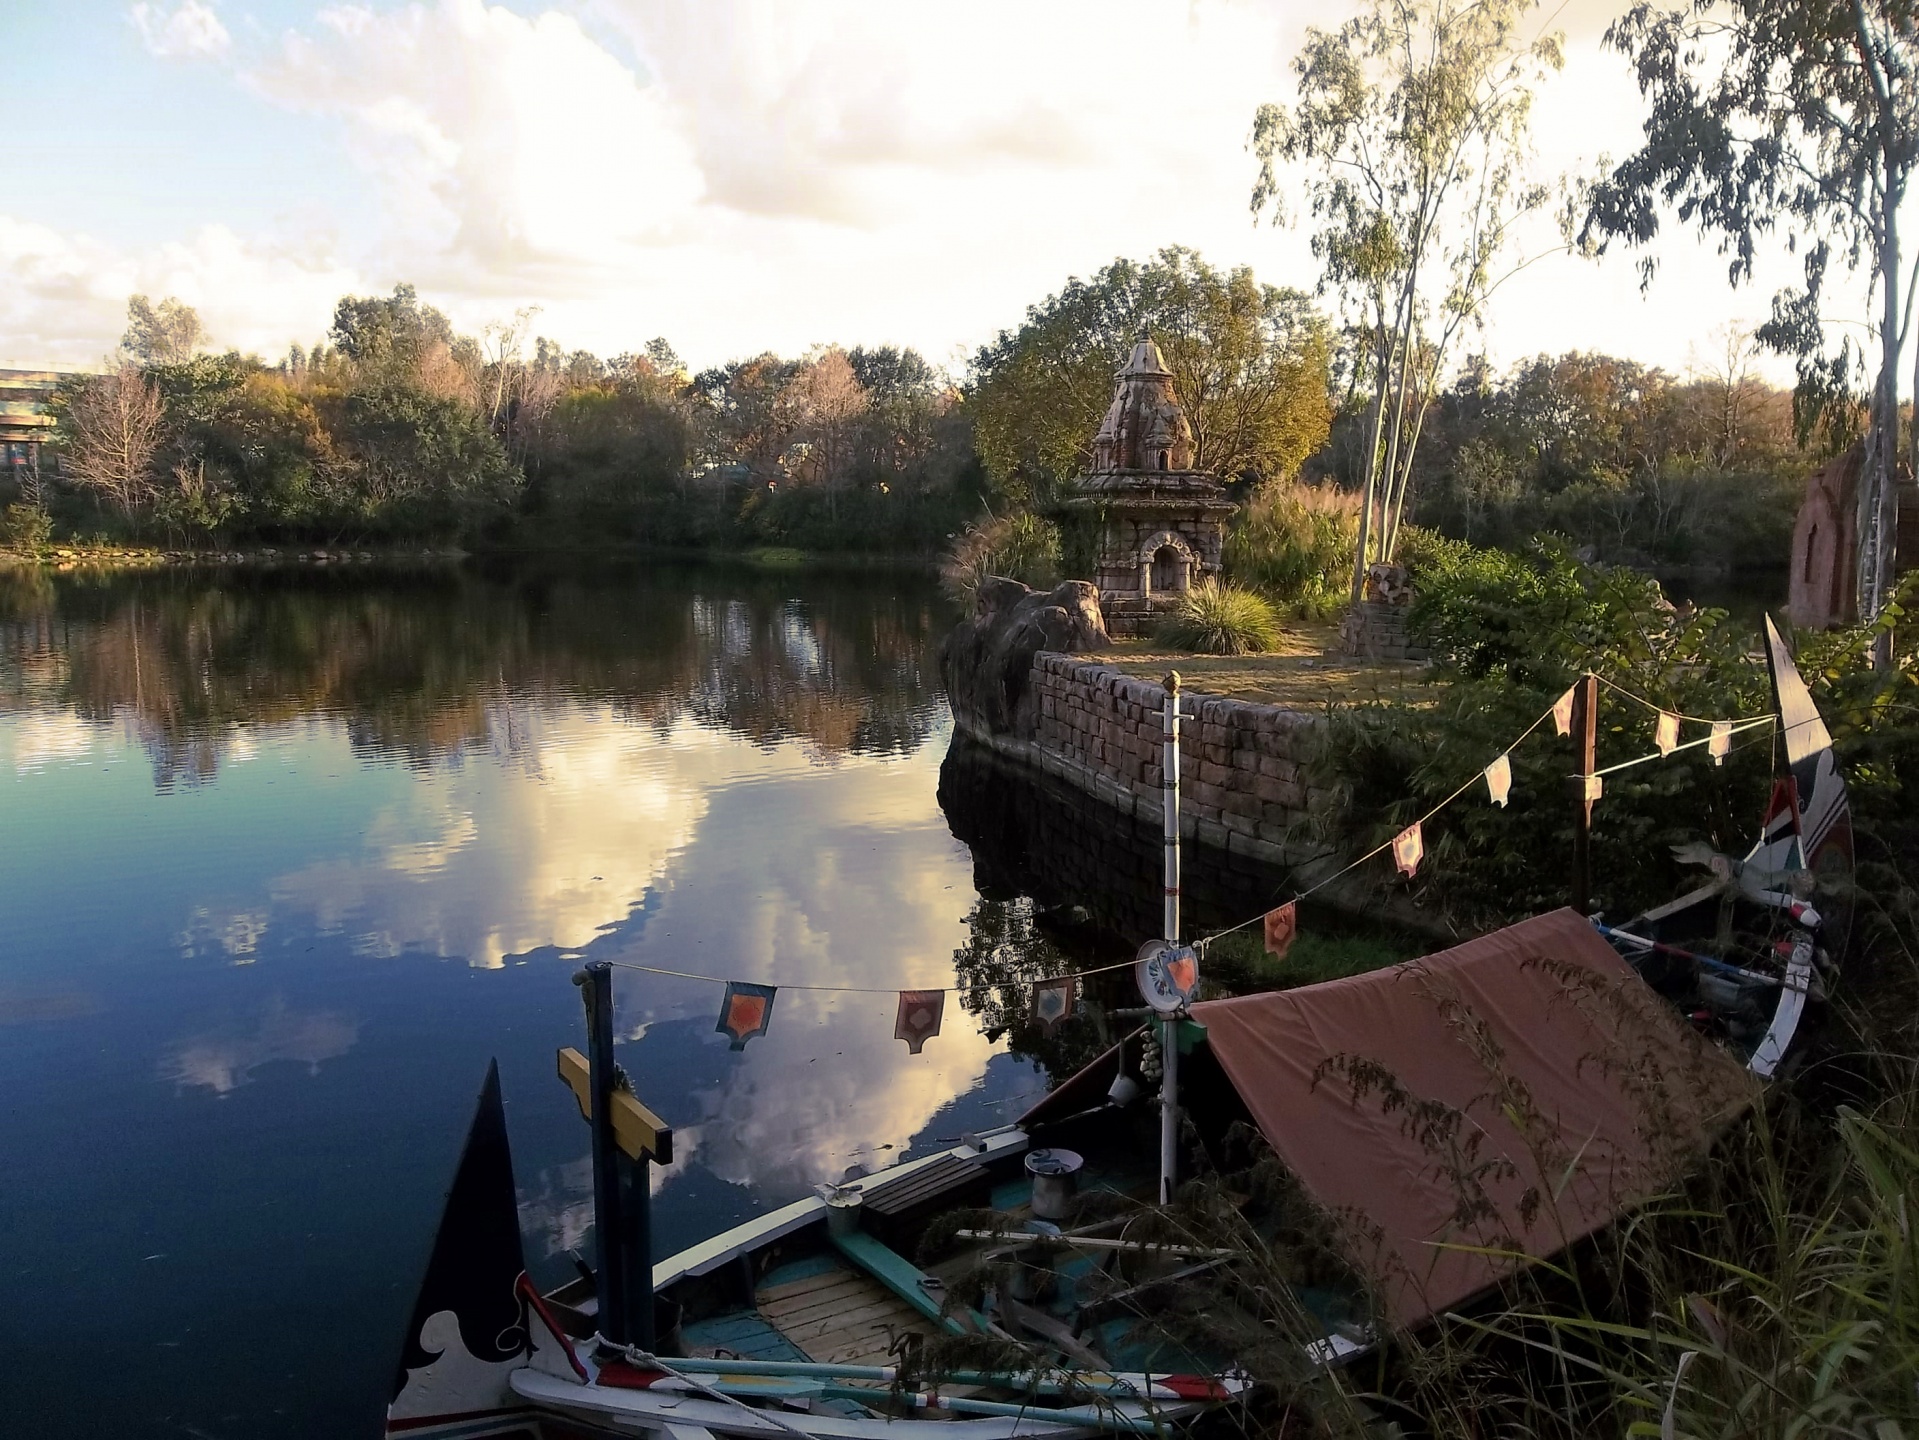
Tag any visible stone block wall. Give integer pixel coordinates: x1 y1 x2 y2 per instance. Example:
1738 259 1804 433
1339 600 1425 662
964 652 1336 871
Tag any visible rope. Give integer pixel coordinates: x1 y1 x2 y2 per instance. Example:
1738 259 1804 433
598 953 1141 995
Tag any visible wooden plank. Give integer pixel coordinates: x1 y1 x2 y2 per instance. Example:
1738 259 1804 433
828 1232 954 1328
758 1286 883 1326
557 1046 672 1162
756 1272 868 1307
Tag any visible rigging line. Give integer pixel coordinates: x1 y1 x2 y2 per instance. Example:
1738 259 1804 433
1588 716 1776 779
597 953 1142 995
1593 673 1774 728
1197 691 1566 948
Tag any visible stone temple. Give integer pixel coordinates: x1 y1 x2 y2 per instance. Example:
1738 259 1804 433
1058 339 1233 637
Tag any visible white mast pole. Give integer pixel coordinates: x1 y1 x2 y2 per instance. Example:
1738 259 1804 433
1160 672 1181 1205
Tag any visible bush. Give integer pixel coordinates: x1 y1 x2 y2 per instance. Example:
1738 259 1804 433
939 512 1061 604
2 503 52 557
1155 580 1281 654
1223 481 1357 617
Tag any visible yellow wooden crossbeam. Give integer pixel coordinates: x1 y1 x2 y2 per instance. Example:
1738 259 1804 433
557 1046 673 1163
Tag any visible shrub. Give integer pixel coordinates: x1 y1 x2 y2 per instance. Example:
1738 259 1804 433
2 503 52 557
939 511 1061 604
1155 580 1281 654
1223 481 1357 617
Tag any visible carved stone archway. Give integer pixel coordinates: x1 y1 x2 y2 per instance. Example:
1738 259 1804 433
1137 530 1200 599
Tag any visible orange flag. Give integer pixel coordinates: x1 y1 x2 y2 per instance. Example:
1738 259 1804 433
1262 902 1298 960
1392 822 1424 878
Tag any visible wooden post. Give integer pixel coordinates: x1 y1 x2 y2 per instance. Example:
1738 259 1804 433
621 1152 654 1352
1571 673 1599 915
1160 672 1181 1206
576 961 627 1346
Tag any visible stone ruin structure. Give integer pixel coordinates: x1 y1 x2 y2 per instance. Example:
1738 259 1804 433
1787 442 1919 629
1056 339 1233 637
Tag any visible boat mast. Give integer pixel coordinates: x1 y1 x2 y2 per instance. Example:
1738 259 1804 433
1160 671 1181 1206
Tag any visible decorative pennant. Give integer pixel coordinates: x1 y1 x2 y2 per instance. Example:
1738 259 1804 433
715 981 777 1051
1392 822 1424 878
1709 720 1731 766
1552 687 1576 737
1031 976 1077 1037
1262 901 1298 961
1484 753 1512 808
1582 772 1603 821
1656 711 1680 757
895 989 945 1054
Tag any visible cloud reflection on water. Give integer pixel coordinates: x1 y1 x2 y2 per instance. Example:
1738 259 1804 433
161 996 360 1095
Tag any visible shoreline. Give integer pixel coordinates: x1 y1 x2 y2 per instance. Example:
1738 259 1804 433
0 541 942 575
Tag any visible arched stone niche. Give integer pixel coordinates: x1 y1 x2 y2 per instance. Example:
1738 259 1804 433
1137 530 1199 598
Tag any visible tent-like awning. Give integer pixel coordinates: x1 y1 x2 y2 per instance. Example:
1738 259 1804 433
1030 909 1757 1329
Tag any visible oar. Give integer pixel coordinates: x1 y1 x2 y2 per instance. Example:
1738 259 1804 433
656 1355 1173 1400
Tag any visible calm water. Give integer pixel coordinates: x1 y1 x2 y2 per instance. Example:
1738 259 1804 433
0 561 1091 1439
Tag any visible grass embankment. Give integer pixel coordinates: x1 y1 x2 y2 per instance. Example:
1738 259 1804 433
1098 622 1443 709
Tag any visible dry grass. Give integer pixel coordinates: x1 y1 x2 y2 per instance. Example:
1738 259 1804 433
1098 622 1444 710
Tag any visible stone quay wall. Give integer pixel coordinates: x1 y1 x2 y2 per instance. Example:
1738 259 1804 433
966 652 1336 872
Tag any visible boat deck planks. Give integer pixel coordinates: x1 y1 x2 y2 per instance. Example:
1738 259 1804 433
756 1263 930 1367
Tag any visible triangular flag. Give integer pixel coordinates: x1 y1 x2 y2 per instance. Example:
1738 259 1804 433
1656 711 1680 756
1484 753 1512 808
1262 902 1298 960
1553 688 1575 737
716 982 777 1051
1031 976 1076 1037
1709 720 1731 766
1392 822 1424 878
895 990 945 1054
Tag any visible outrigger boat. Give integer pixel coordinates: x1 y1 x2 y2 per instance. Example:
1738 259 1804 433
385 619 1840 1440
1598 616 1854 1078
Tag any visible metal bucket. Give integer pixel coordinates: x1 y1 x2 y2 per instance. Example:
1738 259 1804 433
822 1184 864 1237
1024 1148 1083 1221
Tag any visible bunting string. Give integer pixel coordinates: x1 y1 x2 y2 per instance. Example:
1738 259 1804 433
595 672 1784 1054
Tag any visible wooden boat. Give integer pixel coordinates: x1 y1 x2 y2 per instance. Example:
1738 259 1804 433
1597 616 1853 1077
385 622 1833 1439
383 1055 1265 1440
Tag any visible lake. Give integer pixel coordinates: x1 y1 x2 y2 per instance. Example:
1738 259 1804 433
0 560 1137 1439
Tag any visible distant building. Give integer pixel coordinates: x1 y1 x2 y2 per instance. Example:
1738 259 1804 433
1056 339 1233 637
0 369 77 479
1787 443 1919 629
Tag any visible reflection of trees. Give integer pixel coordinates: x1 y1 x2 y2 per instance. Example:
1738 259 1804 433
0 562 947 785
949 895 1114 1078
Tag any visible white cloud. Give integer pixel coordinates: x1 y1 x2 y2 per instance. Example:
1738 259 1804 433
2 0 1892 381
130 0 232 60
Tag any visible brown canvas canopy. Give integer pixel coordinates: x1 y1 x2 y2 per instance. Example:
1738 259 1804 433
1030 909 1756 1329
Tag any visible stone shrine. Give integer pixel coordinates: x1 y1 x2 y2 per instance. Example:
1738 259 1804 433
1057 339 1234 637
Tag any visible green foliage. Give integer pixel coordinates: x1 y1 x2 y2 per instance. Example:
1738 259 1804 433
968 247 1331 501
1203 926 1409 992
1 503 52 557
1223 481 1358 617
1154 580 1282 655
939 513 1062 604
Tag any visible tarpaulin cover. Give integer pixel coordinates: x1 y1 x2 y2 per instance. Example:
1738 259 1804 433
1189 908 1756 1328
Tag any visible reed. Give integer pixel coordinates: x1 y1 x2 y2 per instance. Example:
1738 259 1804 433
1155 580 1282 655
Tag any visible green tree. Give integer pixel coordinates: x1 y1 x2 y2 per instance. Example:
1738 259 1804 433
968 248 1331 502
329 283 457 382
121 294 206 365
1584 2 1918 659
1253 0 1563 595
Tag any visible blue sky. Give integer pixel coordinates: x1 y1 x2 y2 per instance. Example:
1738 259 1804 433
0 1 1858 382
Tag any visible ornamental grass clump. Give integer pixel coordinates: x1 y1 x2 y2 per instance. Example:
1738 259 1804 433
1156 580 1281 654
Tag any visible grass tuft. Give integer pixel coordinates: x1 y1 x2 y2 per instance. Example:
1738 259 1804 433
1155 580 1282 654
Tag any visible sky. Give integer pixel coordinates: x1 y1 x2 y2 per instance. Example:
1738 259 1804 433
0 0 1862 383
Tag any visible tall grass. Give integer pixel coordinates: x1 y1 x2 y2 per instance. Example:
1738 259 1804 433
940 512 1062 605
1224 481 1359 618
1155 580 1282 655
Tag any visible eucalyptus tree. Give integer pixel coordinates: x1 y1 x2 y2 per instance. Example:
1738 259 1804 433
1253 0 1563 600
1584 2 1919 654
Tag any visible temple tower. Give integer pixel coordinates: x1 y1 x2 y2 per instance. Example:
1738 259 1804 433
1059 339 1233 636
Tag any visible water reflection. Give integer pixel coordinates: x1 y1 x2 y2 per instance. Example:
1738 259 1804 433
0 560 945 786
161 997 360 1095
0 561 979 1440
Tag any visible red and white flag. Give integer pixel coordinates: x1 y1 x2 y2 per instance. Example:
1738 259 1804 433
895 990 945 1054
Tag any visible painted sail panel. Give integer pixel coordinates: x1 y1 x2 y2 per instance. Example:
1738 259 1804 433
388 1060 533 1434
1758 616 1852 874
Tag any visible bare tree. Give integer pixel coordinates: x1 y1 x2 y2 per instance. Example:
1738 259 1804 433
63 364 167 517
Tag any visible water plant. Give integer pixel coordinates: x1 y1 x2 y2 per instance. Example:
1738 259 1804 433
940 512 1062 604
